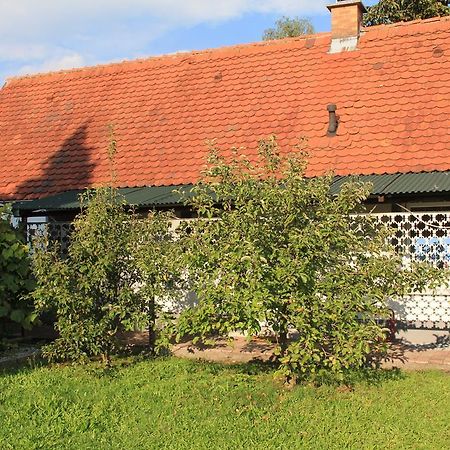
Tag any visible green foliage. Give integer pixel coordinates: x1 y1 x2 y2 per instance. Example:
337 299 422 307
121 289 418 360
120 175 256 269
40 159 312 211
31 187 174 363
364 0 449 26
175 137 445 383
262 16 314 41
1 359 450 449
0 205 36 335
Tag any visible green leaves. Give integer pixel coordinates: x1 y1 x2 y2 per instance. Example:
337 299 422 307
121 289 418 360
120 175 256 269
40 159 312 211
364 0 449 26
0 303 10 318
262 16 315 41
175 136 445 384
0 205 36 334
10 309 25 324
31 187 176 363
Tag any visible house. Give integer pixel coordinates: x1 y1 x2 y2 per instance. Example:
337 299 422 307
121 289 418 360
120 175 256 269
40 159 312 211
0 1 449 336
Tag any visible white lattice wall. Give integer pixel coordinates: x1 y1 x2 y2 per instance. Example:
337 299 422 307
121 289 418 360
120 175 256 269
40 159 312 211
372 212 450 329
26 213 450 329
27 220 72 255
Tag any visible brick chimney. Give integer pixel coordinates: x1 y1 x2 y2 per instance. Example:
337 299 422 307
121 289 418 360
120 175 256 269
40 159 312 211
327 0 367 53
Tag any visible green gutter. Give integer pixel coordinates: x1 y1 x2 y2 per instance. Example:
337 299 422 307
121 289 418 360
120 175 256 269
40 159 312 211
12 171 450 215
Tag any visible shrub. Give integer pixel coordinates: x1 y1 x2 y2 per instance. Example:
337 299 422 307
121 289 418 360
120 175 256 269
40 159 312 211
0 205 36 338
32 187 174 363
175 137 446 383
262 16 314 40
364 0 449 26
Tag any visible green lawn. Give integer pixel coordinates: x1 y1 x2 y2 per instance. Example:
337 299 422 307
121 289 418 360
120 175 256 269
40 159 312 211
0 358 449 450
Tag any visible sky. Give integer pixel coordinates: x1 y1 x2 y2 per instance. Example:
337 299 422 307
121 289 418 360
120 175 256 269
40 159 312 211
0 0 378 86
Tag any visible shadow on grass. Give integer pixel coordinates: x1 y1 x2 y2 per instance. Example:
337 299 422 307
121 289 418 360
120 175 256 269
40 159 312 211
194 357 279 376
337 367 405 387
0 346 406 389
0 355 47 378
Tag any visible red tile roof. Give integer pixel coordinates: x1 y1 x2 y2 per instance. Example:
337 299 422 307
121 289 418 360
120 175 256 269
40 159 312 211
1 16 449 201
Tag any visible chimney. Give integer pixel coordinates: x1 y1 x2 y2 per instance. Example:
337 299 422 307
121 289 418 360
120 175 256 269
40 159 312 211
327 0 367 53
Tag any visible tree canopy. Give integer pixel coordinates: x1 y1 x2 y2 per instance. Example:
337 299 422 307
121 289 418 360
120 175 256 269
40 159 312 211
32 188 175 362
364 0 450 26
262 16 315 41
0 205 35 334
175 137 445 384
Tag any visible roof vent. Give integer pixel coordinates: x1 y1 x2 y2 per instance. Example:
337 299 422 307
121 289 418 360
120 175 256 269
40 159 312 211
327 1 367 53
327 104 338 136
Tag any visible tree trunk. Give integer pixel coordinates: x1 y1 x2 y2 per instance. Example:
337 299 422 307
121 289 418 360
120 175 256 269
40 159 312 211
278 329 289 357
148 297 156 355
277 309 289 359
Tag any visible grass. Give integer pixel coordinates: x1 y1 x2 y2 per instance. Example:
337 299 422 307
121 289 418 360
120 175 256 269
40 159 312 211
0 358 449 450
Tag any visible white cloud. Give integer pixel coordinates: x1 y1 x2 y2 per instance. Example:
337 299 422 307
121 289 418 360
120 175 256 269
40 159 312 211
16 53 86 77
0 43 50 61
149 1 328 24
0 0 330 79
0 1 329 37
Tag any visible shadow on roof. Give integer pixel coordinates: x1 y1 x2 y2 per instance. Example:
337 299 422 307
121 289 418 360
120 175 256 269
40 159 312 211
16 123 96 200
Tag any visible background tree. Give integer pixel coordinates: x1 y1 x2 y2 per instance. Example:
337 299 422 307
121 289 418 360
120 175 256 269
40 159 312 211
175 137 445 384
364 0 449 26
0 205 36 343
262 16 314 40
32 187 175 363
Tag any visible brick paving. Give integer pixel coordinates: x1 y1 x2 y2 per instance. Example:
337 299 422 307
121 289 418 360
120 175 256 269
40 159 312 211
172 337 274 365
172 336 450 372
3 333 449 371
382 345 450 371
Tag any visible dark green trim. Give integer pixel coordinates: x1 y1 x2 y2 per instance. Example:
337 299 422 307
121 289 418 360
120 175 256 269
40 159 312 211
12 171 450 215
331 171 450 196
13 185 193 215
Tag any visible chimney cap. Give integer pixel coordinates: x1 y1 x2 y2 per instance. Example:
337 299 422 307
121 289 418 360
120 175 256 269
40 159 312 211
327 0 367 14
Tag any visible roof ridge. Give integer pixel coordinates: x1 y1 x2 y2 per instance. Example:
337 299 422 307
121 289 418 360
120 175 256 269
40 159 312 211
4 15 449 88
1 11 449 201
4 31 331 87
362 13 450 32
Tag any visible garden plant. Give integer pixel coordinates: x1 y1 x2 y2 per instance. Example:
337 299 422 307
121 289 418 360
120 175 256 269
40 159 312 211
175 136 445 384
31 188 175 362
0 205 36 350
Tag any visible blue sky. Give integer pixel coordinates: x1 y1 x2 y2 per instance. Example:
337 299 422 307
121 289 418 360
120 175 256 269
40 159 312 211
0 0 377 85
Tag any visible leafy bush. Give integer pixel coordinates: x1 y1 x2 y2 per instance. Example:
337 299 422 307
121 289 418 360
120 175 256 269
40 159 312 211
175 137 446 384
32 187 174 363
262 16 314 41
0 205 36 337
364 0 449 26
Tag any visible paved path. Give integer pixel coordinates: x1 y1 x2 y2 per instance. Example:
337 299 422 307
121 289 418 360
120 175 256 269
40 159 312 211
173 337 273 364
172 336 450 371
0 347 40 369
382 344 450 371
